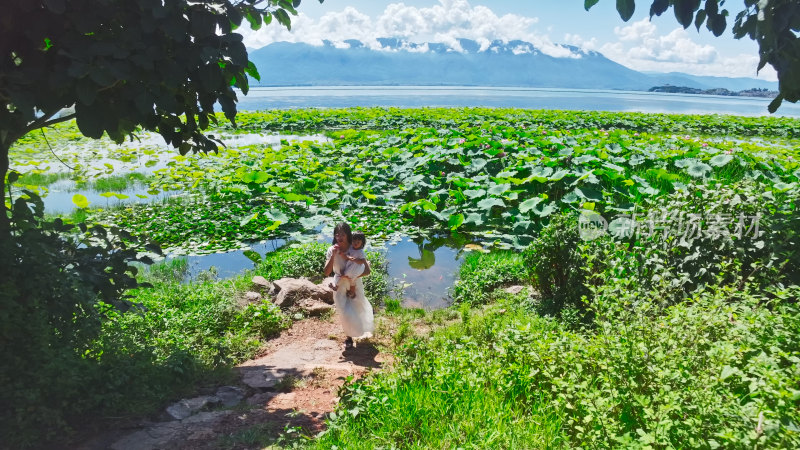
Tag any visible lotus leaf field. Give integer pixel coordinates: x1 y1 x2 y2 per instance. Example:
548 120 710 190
8 107 799 256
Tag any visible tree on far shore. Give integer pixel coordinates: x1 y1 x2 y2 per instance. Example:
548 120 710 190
586 0 800 112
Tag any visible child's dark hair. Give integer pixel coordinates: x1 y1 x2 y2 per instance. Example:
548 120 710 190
352 230 366 246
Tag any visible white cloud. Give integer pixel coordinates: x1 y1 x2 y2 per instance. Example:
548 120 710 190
564 33 598 51
239 0 574 57
238 2 778 80
568 18 777 80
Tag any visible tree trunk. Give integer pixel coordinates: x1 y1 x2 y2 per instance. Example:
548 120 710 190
0 140 9 238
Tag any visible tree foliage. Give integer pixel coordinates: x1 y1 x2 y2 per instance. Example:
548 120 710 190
0 0 320 232
586 0 800 113
0 2 316 445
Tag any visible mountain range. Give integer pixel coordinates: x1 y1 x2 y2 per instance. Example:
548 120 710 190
247 38 777 92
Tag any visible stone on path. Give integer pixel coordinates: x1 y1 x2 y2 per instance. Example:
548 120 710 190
238 337 356 390
271 278 333 307
214 386 245 407
165 396 215 421
251 275 271 292
298 298 334 316
110 411 228 450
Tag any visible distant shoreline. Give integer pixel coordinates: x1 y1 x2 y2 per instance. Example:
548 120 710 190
648 85 778 98
246 84 779 99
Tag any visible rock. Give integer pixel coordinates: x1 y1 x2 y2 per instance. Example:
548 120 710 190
272 278 333 307
181 410 228 425
504 285 526 295
165 395 214 421
242 291 262 303
187 429 215 441
214 386 245 407
252 275 271 292
246 391 278 405
298 298 334 316
239 367 283 389
319 277 336 304
110 423 182 450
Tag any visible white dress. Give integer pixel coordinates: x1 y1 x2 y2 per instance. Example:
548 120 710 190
326 245 374 338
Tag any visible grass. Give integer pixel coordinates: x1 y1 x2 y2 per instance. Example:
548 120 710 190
88 172 150 192
315 301 567 449
16 171 73 187
315 287 800 449
217 423 307 449
451 250 529 305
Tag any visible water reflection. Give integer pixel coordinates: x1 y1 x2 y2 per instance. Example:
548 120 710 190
170 238 288 280
158 234 469 310
39 179 181 214
385 235 469 310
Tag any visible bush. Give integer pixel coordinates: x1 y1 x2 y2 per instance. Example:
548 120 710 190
593 181 800 306
0 193 152 447
523 212 593 316
451 251 527 304
257 242 330 280
318 287 800 449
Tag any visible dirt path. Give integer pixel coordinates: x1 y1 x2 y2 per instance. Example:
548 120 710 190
81 315 387 450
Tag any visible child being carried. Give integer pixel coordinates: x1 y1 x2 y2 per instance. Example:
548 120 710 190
330 230 367 299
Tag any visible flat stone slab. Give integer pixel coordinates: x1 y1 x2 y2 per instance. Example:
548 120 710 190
215 385 245 407
165 395 215 420
110 411 230 450
238 337 358 389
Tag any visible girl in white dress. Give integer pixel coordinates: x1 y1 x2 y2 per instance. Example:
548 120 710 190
323 222 374 348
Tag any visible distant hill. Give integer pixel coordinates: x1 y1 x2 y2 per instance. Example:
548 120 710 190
247 38 778 92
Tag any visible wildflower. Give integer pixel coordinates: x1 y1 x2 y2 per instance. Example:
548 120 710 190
701 143 708 147
633 132 639 137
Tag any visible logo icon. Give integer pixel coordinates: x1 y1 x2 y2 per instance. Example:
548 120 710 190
578 211 608 241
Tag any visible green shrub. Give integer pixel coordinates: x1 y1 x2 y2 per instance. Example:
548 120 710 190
451 251 527 305
0 192 152 447
362 251 389 302
523 212 593 316
594 181 800 306
318 287 800 449
257 242 329 280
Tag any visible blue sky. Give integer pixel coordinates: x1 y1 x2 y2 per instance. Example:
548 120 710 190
239 0 775 80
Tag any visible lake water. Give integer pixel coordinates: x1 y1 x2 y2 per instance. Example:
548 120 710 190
237 86 800 118
170 236 463 310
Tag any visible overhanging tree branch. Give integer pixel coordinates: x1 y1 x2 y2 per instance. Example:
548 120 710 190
34 112 77 132
23 111 76 136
